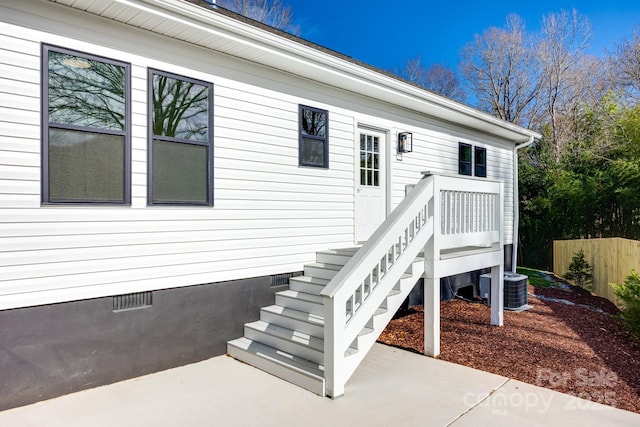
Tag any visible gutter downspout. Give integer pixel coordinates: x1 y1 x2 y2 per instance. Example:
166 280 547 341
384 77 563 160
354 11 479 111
512 136 535 272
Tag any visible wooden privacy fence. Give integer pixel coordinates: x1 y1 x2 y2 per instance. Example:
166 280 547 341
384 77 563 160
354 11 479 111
553 238 640 305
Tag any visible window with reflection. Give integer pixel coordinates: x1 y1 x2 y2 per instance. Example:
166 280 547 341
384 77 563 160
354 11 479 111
299 105 328 168
43 45 130 203
458 142 472 176
149 69 213 205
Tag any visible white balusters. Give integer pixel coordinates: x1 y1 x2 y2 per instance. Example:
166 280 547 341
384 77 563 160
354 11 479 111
322 173 503 398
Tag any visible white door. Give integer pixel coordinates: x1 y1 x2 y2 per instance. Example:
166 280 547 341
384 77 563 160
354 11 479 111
355 128 386 242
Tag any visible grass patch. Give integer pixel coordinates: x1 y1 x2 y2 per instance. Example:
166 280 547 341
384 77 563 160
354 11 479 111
516 266 555 288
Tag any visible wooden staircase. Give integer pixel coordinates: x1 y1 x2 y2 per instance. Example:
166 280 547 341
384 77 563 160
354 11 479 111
227 247 425 396
228 173 505 398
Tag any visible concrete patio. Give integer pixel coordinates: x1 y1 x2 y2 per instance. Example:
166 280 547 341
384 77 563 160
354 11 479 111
1 343 638 426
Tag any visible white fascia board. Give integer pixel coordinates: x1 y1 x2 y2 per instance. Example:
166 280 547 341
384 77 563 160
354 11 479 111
62 0 541 143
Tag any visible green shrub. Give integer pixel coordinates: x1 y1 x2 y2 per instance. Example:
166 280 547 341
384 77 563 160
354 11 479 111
564 249 593 290
611 270 640 339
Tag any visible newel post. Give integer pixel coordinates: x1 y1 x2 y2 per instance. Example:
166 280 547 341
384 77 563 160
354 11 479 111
323 294 346 398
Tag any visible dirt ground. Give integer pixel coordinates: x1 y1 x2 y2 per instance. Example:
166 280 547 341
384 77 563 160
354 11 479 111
378 284 640 414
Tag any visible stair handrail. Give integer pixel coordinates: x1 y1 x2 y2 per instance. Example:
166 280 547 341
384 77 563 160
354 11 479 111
321 174 436 398
321 173 504 398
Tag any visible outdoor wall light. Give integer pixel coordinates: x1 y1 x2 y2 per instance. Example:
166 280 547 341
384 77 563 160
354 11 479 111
398 132 413 153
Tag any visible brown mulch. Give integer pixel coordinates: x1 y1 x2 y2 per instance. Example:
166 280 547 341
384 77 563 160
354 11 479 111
378 284 640 414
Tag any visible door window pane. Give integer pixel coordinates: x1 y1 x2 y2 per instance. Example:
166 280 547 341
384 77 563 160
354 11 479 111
359 132 381 187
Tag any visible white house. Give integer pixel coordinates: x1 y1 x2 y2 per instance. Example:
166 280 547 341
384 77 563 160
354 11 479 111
0 0 540 407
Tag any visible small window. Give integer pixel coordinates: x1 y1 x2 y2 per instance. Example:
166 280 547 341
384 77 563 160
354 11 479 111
148 69 213 205
42 45 131 204
474 146 487 177
299 105 328 168
458 143 472 176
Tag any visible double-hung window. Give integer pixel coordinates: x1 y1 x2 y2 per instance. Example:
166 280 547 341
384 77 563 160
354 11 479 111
148 69 213 205
43 45 131 204
458 142 487 178
299 105 328 168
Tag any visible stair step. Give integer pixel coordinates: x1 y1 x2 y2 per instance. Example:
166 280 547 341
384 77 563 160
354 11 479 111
288 276 329 295
276 290 324 315
227 337 325 396
261 305 324 337
315 248 358 266
304 262 342 280
227 244 426 399
244 321 324 364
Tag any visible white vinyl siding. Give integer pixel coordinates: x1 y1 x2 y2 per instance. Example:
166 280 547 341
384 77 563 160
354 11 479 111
0 1 518 310
0 16 356 309
387 127 515 244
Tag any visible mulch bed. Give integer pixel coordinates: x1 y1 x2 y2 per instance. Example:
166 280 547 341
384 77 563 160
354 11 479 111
378 284 640 414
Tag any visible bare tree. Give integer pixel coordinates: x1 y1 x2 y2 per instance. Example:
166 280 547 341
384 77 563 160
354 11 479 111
217 0 299 35
536 9 592 157
612 24 640 101
402 56 425 85
402 57 465 102
459 14 540 128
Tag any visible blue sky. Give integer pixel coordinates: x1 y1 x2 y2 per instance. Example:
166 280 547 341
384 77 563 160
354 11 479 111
288 0 640 74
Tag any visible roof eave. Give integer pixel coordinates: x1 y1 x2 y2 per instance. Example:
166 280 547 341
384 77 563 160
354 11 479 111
51 0 541 143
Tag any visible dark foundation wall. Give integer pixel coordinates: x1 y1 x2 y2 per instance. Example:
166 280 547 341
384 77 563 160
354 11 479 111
0 276 282 410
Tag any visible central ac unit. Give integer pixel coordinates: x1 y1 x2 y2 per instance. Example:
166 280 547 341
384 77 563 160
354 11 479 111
479 272 530 311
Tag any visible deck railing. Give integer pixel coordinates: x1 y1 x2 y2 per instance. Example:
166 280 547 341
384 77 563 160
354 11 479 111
321 173 503 398
437 176 502 252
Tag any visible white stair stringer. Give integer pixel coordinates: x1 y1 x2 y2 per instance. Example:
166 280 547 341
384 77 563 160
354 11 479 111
343 258 425 382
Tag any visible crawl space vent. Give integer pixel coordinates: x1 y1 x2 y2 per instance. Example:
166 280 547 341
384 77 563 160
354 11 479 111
270 272 303 287
113 291 152 311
